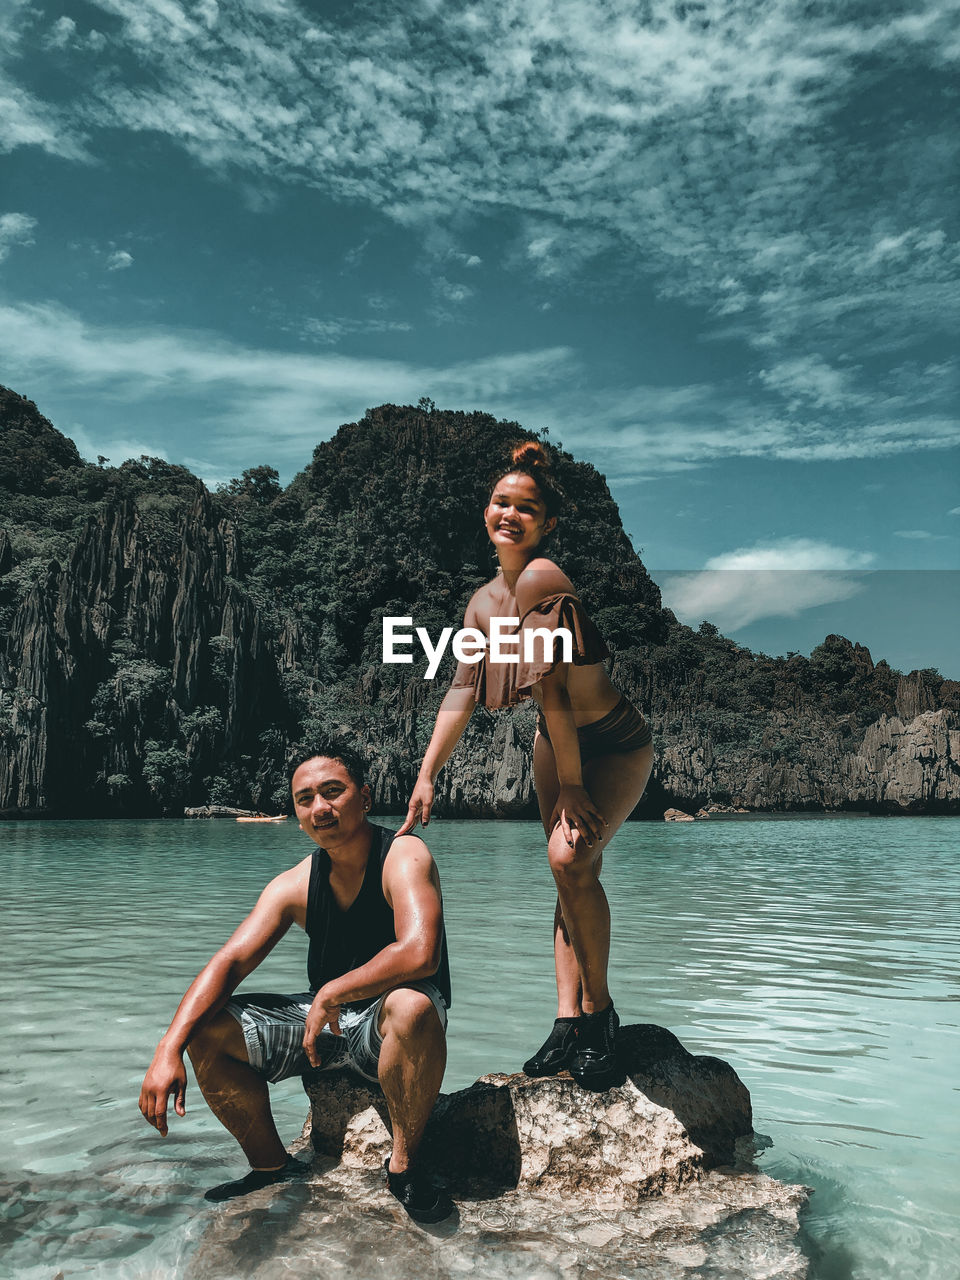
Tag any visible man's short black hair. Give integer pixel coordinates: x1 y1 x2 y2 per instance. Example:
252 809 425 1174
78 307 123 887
290 739 366 789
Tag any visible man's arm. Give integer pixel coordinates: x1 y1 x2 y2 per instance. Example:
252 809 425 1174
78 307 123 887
302 836 444 1065
139 861 306 1135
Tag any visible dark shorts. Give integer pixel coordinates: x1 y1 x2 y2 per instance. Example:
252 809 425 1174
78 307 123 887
225 981 448 1085
537 694 653 763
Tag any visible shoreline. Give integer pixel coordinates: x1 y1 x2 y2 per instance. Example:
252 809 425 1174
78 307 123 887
2 809 958 823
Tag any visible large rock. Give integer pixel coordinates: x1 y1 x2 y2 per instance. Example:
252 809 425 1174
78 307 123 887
188 1165 809 1280
303 1025 751 1202
663 808 695 822
185 1025 809 1279
849 710 960 810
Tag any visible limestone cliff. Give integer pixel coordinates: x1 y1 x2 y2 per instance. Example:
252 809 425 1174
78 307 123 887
1 488 284 814
1 387 957 816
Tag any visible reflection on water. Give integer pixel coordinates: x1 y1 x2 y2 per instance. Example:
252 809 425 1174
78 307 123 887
0 816 958 1278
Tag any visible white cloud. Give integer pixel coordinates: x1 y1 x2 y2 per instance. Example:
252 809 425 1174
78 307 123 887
0 4 90 158
949 506 960 516
893 529 933 539
0 296 955 476
299 315 412 345
341 239 369 271
43 16 77 51
432 276 474 305
0 211 36 260
106 249 133 270
0 299 573 473
2 0 958 447
0 81 70 156
42 11 108 52
661 539 875 631
701 541 875 572
524 376 960 473
757 356 868 412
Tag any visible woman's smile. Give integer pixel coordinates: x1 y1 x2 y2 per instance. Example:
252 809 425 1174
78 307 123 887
484 472 554 553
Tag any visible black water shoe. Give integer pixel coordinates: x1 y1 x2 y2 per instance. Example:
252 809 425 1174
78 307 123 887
383 1158 454 1224
204 1155 308 1202
522 1016 580 1076
568 1003 625 1092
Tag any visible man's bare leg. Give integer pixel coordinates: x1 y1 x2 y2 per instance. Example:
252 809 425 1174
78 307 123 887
187 1011 289 1170
377 987 446 1173
376 987 452 1222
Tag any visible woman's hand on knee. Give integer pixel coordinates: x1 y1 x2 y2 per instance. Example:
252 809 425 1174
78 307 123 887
551 784 607 848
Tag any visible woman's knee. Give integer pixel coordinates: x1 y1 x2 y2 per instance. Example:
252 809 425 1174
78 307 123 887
547 826 597 883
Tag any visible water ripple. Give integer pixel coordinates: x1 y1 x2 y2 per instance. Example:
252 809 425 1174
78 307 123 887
1 815 958 1279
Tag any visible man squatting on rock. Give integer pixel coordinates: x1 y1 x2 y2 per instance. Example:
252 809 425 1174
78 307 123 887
138 742 454 1222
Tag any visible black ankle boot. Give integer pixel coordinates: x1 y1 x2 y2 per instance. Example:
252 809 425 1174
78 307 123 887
522 1016 580 1076
568 1003 624 1091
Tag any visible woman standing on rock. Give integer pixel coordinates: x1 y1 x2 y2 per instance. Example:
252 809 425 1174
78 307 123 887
398 441 654 1090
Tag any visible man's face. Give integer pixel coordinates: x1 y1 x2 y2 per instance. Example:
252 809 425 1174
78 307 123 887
291 756 371 847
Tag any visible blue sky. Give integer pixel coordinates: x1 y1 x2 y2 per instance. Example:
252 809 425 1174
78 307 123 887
1 0 957 674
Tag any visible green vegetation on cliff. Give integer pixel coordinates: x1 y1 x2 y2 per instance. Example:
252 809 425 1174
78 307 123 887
1 387 957 817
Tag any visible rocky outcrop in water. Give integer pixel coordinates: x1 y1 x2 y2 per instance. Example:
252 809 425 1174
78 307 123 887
187 1025 809 1280
647 672 960 816
303 1024 752 1199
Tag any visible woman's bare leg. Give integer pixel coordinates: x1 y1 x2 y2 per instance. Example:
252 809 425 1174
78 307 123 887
546 743 654 1014
533 731 581 1017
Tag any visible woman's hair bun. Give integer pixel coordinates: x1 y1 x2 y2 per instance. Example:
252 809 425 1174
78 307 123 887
510 439 550 470
491 437 563 518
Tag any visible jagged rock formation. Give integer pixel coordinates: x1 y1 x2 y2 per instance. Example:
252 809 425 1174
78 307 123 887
1 387 957 816
186 1027 809 1280
0 490 285 815
647 660 960 815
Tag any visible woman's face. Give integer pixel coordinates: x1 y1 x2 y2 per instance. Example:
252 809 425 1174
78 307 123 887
484 472 557 553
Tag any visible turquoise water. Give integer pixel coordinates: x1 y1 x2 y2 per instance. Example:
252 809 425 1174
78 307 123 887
1 816 958 1278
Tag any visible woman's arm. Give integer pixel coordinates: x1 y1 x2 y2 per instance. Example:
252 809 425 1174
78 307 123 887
396 684 476 833
538 671 607 847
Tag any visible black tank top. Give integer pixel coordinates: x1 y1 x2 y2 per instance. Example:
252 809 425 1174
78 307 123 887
305 823 451 1008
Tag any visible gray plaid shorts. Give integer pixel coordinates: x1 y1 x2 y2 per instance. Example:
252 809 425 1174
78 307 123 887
225 981 447 1085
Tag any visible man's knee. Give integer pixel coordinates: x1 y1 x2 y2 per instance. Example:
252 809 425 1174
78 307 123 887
378 987 443 1043
187 1010 248 1071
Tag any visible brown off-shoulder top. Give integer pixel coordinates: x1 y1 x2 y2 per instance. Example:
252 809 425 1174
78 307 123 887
449 591 610 710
